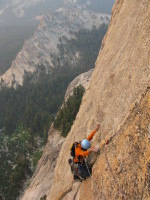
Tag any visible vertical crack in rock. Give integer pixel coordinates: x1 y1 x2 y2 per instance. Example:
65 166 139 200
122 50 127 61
73 183 82 200
58 182 81 200
58 187 73 200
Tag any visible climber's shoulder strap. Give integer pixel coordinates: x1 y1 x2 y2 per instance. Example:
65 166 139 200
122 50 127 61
70 142 80 158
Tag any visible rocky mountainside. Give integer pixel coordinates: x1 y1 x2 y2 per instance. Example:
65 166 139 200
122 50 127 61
20 127 65 200
0 7 110 87
21 0 149 199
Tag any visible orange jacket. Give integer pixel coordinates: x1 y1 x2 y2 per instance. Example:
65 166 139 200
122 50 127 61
74 129 97 163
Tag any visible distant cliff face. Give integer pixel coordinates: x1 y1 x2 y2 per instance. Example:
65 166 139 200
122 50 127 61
45 0 150 199
0 8 110 87
65 69 93 101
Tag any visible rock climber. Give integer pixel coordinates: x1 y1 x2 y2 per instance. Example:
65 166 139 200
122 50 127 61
69 124 100 181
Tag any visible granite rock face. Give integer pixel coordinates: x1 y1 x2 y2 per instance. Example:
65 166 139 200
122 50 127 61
0 8 110 87
46 0 150 199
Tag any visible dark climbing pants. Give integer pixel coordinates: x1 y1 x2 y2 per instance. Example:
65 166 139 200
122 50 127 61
79 164 91 179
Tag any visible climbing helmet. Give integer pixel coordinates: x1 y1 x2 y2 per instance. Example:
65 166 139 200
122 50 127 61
81 139 91 150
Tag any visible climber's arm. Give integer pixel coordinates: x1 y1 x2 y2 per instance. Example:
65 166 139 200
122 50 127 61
76 147 97 157
87 124 100 141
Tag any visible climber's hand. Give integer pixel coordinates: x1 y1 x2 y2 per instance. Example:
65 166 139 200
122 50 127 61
95 124 100 132
88 147 98 153
94 146 100 152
